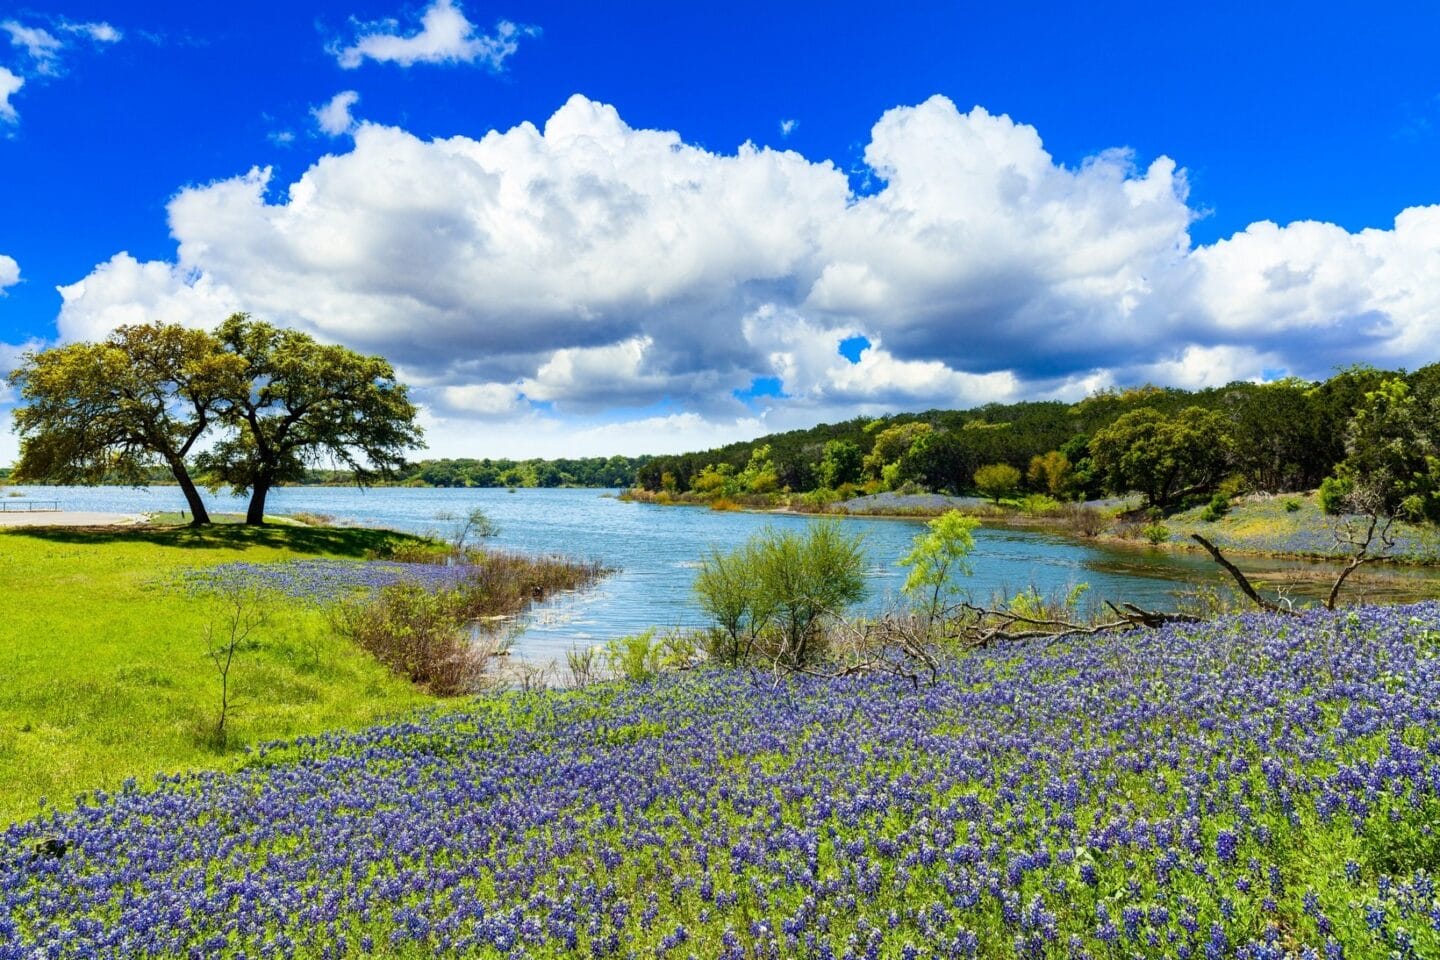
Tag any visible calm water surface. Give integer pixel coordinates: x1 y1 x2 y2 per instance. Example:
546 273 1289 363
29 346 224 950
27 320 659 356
7 485 1434 661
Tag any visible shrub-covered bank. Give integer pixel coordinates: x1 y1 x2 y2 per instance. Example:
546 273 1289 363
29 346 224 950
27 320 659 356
7 604 1440 958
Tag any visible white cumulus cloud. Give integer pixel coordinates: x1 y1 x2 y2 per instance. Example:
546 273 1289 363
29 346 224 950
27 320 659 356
48 93 1440 457
3 20 63 73
313 90 361 136
334 0 534 70
60 20 122 44
0 67 20 123
0 253 18 290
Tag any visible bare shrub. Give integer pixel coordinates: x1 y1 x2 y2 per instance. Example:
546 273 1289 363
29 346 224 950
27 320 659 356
332 584 500 696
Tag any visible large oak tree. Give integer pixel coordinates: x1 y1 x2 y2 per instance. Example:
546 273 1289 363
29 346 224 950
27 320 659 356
7 324 242 525
199 314 423 525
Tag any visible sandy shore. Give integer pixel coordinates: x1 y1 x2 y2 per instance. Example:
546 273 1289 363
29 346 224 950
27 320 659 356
0 511 146 527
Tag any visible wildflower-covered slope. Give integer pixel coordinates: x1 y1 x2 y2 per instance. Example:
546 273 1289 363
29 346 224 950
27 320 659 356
6 605 1440 958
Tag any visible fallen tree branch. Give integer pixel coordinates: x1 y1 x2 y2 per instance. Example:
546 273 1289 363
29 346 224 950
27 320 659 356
1190 533 1292 615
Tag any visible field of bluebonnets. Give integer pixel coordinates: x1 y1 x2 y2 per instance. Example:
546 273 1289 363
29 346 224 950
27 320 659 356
5 598 1440 959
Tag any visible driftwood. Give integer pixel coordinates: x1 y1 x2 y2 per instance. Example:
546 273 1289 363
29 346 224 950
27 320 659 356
765 596 1203 690
1193 512 1395 614
1190 533 1291 615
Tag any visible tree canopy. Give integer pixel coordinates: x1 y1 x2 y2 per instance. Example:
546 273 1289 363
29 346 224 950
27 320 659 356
7 324 242 524
7 316 423 525
200 314 423 524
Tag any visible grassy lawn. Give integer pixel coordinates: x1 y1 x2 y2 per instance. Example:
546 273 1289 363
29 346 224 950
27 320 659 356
0 522 437 826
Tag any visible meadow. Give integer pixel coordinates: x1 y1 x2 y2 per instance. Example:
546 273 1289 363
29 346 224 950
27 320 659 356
0 522 441 826
5 602 1440 958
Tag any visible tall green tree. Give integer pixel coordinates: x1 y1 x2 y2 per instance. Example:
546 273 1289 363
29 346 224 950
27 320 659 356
1090 406 1232 510
201 314 423 525
1334 378 1440 524
7 324 241 525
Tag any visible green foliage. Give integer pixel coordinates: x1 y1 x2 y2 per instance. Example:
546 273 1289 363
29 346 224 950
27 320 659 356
1319 475 1353 515
691 521 867 667
7 323 244 525
815 439 863 489
1283 497 1303 512
972 462 1022 502
1143 522 1172 544
603 630 699 682
1026 450 1075 499
1017 493 1064 516
201 314 423 525
0 523 432 825
898 510 978 619
863 421 933 479
1090 405 1232 509
1333 378 1440 524
693 543 773 666
1201 491 1231 523
1006 582 1089 621
738 444 780 494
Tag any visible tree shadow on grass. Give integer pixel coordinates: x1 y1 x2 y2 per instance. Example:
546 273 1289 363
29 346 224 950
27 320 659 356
1 522 431 558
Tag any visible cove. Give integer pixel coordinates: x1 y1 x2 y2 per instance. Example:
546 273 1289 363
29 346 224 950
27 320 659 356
8 485 1437 662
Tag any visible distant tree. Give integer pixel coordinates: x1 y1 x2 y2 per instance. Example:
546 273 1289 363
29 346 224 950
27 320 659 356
973 463 1022 503
1333 378 1440 524
7 323 243 525
1090 406 1231 510
1026 451 1075 499
1223 378 1326 492
816 439 863 489
862 421 932 480
200 314 423 525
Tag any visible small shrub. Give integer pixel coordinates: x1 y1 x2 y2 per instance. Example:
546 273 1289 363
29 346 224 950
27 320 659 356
1319 475 1353 515
1017 493 1063 516
1064 505 1108 537
1143 522 1171 545
1201 491 1231 523
332 584 499 696
564 644 601 688
973 463 1022 503
1283 497 1303 513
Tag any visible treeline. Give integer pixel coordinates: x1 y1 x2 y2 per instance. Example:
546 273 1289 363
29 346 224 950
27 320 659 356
635 364 1440 508
370 455 647 488
2 457 649 490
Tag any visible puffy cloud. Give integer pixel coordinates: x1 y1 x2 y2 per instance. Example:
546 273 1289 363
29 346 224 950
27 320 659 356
49 93 1440 457
56 252 242 343
313 90 360 137
60 21 121 44
3 21 63 74
334 0 533 70
0 16 122 126
0 66 23 123
0 253 18 290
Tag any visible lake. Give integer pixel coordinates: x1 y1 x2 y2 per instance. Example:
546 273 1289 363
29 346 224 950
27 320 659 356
5 484 1433 661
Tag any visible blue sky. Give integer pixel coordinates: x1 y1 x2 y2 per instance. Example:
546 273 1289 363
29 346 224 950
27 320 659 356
2 1 1438 460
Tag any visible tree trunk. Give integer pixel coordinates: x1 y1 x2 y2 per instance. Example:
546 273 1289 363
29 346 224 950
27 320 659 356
170 463 212 526
245 483 270 525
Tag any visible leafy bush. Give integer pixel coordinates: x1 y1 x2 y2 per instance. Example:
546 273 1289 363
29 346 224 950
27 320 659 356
1201 490 1231 523
1016 493 1063 516
1143 522 1171 544
973 462 1022 502
692 521 867 668
1283 496 1304 512
332 584 500 696
1320 474 1353 515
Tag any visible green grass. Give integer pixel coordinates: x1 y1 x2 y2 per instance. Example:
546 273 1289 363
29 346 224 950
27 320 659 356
0 522 438 826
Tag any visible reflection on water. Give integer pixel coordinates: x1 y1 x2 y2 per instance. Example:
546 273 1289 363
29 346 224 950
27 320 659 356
9 485 1439 661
